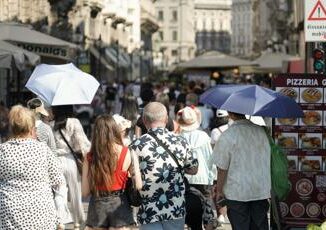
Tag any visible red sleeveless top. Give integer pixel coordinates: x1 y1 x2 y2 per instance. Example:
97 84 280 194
87 146 129 191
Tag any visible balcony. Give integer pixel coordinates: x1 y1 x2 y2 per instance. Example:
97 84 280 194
83 0 104 9
141 0 159 34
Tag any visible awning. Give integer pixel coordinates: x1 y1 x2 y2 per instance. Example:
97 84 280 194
178 51 252 69
0 23 77 60
0 40 40 71
252 52 301 72
104 47 130 68
89 46 114 71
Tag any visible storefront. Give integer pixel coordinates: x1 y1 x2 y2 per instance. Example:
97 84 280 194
0 23 77 105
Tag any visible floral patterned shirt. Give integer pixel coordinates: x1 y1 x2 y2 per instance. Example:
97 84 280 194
129 127 198 225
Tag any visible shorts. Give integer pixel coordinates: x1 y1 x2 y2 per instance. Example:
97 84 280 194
86 191 135 228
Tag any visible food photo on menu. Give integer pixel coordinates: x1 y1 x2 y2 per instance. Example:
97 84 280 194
300 110 322 126
299 156 322 172
299 133 322 149
287 156 298 171
295 178 314 197
276 117 298 126
276 132 298 149
300 87 323 104
278 87 299 102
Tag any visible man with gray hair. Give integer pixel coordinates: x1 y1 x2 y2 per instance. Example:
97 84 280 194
130 102 198 230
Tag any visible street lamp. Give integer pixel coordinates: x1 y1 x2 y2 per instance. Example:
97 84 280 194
95 35 102 82
72 27 83 67
116 40 120 83
139 48 145 83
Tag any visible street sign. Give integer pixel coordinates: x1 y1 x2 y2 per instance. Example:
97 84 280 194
305 0 326 42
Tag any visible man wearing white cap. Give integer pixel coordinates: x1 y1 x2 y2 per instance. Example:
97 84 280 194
210 110 230 147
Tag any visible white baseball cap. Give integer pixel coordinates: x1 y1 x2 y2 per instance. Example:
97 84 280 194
216 110 228 118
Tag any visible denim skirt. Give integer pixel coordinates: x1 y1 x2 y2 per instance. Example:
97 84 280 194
86 191 135 228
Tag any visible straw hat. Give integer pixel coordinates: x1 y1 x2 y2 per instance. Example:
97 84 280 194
112 114 131 131
27 98 49 117
177 106 201 131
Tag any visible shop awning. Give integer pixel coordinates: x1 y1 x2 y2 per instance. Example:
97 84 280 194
252 52 301 72
104 47 130 68
0 40 40 71
89 46 114 71
178 51 252 69
0 23 77 60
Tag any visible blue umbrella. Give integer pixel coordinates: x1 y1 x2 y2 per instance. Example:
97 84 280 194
200 84 303 118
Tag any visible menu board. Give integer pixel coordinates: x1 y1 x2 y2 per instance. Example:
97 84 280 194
273 74 326 227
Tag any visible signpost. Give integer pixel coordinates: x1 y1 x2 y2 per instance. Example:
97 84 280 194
305 0 326 42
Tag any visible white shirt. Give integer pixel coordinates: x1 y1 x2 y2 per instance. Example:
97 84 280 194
181 129 217 185
210 124 229 145
197 106 214 130
54 118 91 156
213 119 271 201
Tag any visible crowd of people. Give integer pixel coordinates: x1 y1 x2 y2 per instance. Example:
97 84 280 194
0 79 271 230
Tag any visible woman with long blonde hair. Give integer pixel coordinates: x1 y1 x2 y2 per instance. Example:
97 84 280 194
82 115 142 230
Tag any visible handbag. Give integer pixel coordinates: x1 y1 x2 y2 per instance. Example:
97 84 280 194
125 149 142 207
264 128 291 201
148 132 190 191
59 129 84 175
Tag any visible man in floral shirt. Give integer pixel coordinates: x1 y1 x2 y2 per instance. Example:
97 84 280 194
130 102 198 230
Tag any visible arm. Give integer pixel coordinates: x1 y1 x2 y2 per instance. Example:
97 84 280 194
215 167 228 198
81 160 91 198
128 149 143 190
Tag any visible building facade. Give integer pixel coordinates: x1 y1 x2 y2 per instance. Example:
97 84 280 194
194 0 231 55
0 0 50 23
231 0 292 58
153 0 196 68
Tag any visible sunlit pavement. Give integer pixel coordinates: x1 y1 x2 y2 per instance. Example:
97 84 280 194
64 202 232 230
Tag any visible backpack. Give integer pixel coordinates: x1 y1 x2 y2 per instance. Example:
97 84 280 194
265 129 291 201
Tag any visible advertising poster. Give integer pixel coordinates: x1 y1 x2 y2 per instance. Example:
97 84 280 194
273 74 326 227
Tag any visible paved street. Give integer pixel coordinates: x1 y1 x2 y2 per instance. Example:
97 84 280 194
65 202 232 230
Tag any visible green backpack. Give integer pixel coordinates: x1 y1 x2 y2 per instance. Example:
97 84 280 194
265 129 291 201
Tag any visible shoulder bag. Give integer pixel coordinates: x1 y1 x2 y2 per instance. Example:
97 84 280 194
59 129 84 175
125 148 142 207
148 132 190 190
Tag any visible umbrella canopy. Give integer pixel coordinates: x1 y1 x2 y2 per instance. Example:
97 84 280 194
0 40 40 70
25 63 100 106
200 84 303 118
178 51 252 69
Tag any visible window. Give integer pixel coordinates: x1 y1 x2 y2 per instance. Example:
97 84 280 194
172 10 178 21
172 31 178 41
172 49 178 56
159 31 164 40
158 10 164 21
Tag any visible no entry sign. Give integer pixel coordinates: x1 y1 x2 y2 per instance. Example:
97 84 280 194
305 0 326 42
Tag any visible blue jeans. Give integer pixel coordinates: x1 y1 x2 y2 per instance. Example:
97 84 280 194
139 218 185 230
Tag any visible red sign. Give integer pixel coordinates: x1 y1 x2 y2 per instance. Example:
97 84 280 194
308 0 326 21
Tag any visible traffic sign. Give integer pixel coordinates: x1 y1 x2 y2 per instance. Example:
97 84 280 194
305 0 326 42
